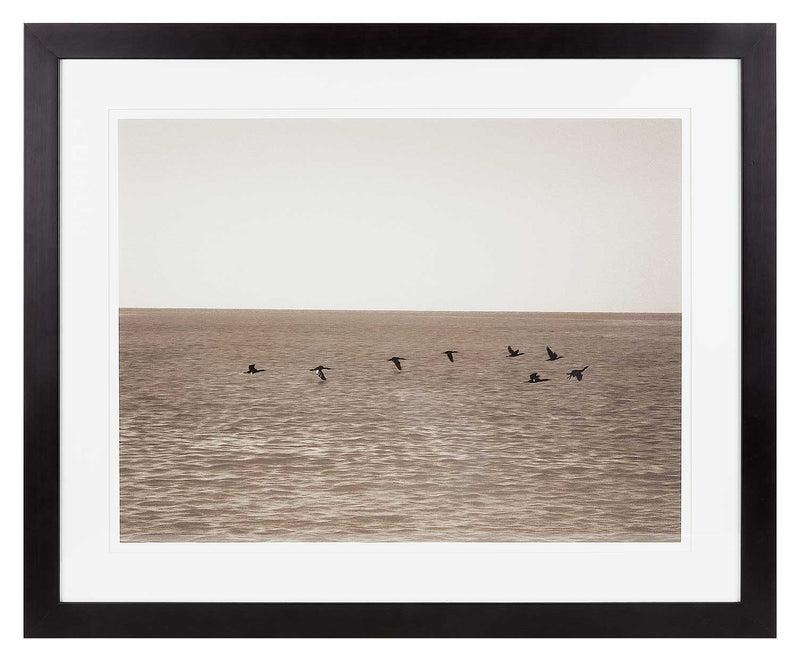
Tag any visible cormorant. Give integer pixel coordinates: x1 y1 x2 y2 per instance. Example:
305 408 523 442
546 346 563 361
442 350 458 362
244 364 265 374
506 346 524 357
310 365 332 381
567 366 590 381
527 372 550 383
388 357 406 371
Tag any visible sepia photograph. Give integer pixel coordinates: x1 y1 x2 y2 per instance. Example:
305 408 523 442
117 117 682 543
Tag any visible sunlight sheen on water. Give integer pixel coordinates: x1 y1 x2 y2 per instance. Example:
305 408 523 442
119 309 681 542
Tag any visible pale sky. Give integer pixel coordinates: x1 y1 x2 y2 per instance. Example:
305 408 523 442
119 118 681 312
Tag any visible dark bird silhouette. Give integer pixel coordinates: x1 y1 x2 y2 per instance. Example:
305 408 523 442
442 350 458 362
244 364 265 374
506 345 524 357
310 365 332 381
388 357 407 371
527 372 550 383
546 346 563 361
567 366 590 381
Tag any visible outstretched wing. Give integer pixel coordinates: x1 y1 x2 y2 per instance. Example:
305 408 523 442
576 372 583 381
318 370 326 380
507 345 513 354
249 364 255 370
446 352 454 362
546 347 555 359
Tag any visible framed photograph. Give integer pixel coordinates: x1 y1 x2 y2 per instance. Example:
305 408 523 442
24 23 775 637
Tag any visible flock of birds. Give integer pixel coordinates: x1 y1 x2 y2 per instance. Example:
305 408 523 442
244 345 590 384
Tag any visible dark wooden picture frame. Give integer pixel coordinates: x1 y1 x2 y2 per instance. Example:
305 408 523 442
24 23 776 637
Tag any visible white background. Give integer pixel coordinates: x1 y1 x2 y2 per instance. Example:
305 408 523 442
64 64 715 603
1 0 796 659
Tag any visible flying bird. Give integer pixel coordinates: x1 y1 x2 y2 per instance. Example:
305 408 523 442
546 346 563 361
527 372 550 383
310 365 332 381
567 366 590 381
506 346 524 357
442 350 458 362
244 364 265 374
388 357 407 371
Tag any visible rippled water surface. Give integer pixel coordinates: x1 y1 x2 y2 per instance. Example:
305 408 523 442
119 309 681 542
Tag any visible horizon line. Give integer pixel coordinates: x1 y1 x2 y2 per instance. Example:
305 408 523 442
119 306 681 314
